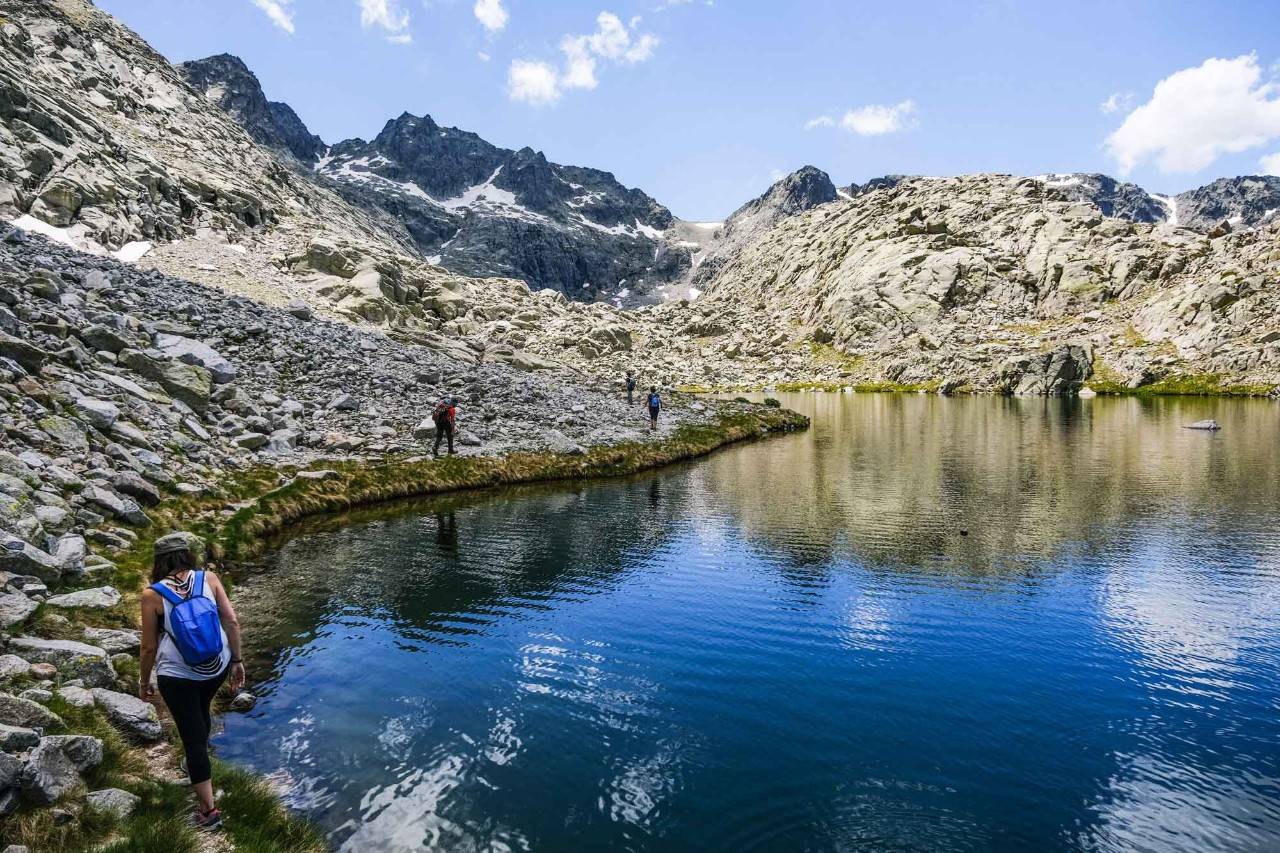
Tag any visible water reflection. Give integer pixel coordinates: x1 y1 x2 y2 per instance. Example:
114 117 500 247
219 394 1280 852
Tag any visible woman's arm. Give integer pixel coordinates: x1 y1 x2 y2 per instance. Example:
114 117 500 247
208 572 245 692
139 589 160 701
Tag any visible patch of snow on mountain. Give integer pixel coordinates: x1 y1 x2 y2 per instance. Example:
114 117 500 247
1152 194 1179 227
1037 174 1084 188
635 220 664 240
690 222 722 230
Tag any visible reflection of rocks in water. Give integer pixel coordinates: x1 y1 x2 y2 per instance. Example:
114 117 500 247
697 394 1280 576
232 477 694 668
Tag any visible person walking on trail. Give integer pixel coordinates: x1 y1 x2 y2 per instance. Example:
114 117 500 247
139 533 245 832
647 386 662 430
625 371 637 405
433 397 459 457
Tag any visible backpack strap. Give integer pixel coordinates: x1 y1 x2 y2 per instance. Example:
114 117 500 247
191 570 205 598
150 582 184 606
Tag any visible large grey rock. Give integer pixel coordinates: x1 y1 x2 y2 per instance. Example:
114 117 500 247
0 593 36 629
53 534 86 576
22 735 103 804
86 787 141 819
8 638 115 688
83 627 141 654
0 692 62 729
154 334 237 384
112 471 162 506
90 689 162 742
1000 346 1093 397
0 536 60 583
73 398 120 431
118 349 212 413
0 751 22 790
0 656 30 682
1185 419 1221 431
55 686 95 709
45 586 122 609
543 430 586 456
0 723 40 752
36 416 87 451
83 486 150 527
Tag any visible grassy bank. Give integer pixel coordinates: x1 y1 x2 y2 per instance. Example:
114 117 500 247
3 405 807 852
1085 371 1277 398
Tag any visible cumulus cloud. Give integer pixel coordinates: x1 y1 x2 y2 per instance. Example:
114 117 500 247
507 60 561 106
359 0 411 42
841 101 917 136
1100 91 1133 114
474 0 508 34
508 12 659 105
1262 152 1280 176
808 102 917 136
249 0 295 34
1105 54 1280 175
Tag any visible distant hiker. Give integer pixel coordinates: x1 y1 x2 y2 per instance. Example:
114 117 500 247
433 396 459 456
139 533 245 832
626 371 637 405
647 386 661 430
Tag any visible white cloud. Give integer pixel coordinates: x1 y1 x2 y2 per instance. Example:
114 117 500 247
249 0 295 34
1100 91 1133 114
508 60 561 105
508 12 659 105
474 0 508 33
478 51 491 62
804 115 835 131
835 101 918 136
1262 152 1280 175
359 0 411 41
1105 54 1280 175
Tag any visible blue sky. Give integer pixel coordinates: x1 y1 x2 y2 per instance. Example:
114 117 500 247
99 0 1280 220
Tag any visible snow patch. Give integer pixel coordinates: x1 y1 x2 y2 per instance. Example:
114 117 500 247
635 219 664 240
1152 194 1180 227
1036 173 1085 188
9 216 156 264
690 221 722 230
114 241 152 263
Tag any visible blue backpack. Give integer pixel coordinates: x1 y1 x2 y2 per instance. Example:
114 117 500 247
151 572 224 666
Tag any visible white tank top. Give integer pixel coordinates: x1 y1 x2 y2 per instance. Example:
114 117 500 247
155 571 231 680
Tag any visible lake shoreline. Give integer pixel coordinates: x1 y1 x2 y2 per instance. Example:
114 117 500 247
4 405 807 850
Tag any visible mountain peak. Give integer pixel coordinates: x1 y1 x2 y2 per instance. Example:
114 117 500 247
181 54 325 163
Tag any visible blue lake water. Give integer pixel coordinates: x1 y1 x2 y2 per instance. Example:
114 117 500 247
218 393 1280 852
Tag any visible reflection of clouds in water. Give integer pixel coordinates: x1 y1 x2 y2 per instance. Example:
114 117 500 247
273 711 340 813
838 589 902 653
600 744 682 829
377 696 435 757
1078 753 1280 852
1102 534 1280 690
517 633 659 733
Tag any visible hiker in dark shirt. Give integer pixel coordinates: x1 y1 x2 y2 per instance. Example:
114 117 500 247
647 387 661 430
433 397 458 457
625 372 637 404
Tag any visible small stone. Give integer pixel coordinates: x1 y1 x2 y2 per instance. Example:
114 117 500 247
29 663 58 680
0 723 40 751
229 691 257 712
56 686 95 709
86 787 141 819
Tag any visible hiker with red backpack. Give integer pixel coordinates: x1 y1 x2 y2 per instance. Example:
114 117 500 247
433 397 459 457
139 533 245 831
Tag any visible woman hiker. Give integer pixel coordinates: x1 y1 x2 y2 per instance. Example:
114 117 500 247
647 386 662 430
139 533 245 831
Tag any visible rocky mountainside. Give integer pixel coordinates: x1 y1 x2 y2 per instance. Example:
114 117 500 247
1036 173 1280 231
1037 173 1169 223
690 166 836 288
655 174 1280 392
180 57 694 302
1171 176 1280 231
180 54 325 165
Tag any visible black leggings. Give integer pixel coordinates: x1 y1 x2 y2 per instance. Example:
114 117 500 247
158 668 228 785
434 420 455 454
